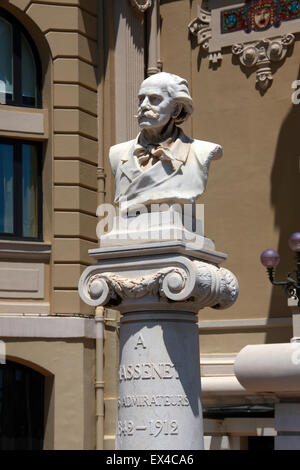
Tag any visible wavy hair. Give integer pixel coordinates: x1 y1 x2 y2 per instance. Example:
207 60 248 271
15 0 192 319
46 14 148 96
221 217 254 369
141 72 194 124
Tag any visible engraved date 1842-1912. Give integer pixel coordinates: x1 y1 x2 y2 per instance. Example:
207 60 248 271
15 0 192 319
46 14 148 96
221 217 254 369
117 419 179 438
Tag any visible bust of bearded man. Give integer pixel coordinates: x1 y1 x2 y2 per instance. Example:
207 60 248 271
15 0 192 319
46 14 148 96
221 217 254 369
109 72 222 212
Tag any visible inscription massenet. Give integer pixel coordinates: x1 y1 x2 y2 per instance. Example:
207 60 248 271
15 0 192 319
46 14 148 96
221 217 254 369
118 394 190 408
119 362 179 381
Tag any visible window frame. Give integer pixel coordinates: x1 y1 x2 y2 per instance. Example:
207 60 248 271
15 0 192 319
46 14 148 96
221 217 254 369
0 138 43 242
0 7 42 109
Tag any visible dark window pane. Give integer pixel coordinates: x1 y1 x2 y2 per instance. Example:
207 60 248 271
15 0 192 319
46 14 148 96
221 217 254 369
22 144 38 238
0 139 41 240
0 17 13 104
0 361 44 450
0 143 14 234
248 436 274 450
21 33 37 107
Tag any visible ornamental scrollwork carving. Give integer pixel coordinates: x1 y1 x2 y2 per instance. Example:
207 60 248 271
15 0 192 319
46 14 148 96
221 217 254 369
213 267 239 310
79 259 239 311
87 267 188 305
188 7 212 51
189 2 298 71
129 0 152 13
232 34 295 91
193 261 239 309
188 7 222 64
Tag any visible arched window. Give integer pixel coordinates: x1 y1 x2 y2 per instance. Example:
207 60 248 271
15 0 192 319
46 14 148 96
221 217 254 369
0 8 41 107
0 9 43 240
0 361 44 450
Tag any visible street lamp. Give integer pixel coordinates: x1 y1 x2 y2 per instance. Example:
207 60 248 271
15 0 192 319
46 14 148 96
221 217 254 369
260 233 300 306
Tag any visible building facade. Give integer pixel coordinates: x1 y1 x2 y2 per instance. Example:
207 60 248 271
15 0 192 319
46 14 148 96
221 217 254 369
0 0 299 450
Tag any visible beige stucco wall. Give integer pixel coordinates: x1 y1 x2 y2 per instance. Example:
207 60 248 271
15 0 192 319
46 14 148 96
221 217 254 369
0 0 99 316
159 0 298 352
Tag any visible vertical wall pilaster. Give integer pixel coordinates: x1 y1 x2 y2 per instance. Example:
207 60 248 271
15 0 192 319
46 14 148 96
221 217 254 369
147 0 161 76
24 0 99 315
114 0 145 143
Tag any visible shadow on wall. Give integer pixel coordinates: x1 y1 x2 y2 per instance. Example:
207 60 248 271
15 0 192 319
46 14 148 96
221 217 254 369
267 65 300 321
100 0 144 86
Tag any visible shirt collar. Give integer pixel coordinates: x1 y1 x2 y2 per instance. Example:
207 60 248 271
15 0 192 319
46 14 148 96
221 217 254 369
121 126 189 164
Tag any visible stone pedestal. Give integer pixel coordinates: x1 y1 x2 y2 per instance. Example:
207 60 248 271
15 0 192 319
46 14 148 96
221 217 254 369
78 240 238 449
117 311 202 450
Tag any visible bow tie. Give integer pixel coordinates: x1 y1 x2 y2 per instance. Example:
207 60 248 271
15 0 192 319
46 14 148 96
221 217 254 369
133 144 180 170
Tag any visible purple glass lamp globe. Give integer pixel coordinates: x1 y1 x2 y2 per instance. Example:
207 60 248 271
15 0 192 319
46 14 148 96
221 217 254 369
260 249 280 268
289 233 300 252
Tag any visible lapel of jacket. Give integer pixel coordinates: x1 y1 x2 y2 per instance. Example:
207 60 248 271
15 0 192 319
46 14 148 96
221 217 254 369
119 139 141 182
119 129 192 199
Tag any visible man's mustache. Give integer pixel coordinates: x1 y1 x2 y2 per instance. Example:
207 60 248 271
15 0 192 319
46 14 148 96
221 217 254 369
136 109 160 120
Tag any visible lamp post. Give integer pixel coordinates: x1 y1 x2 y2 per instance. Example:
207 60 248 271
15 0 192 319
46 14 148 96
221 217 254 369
260 232 300 306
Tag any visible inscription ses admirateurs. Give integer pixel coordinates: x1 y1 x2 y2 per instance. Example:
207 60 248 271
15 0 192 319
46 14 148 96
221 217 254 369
118 334 190 440
117 328 190 442
78 72 239 449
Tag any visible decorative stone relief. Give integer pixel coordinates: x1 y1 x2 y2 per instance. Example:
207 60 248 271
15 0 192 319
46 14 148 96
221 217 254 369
189 1 299 87
188 8 212 51
129 0 152 13
188 7 222 63
232 33 295 90
88 267 188 303
79 257 239 311
193 261 239 310
221 0 300 35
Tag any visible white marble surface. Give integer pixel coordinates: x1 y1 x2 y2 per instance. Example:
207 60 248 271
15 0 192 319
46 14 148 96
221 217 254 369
235 343 300 392
116 311 203 450
99 206 214 249
78 241 238 449
109 72 222 212
78 242 238 313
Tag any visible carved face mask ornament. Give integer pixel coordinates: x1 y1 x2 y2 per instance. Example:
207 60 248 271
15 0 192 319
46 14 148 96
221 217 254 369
254 7 271 28
249 0 276 31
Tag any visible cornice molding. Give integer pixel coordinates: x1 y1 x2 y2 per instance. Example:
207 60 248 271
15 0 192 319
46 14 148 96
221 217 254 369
0 240 51 262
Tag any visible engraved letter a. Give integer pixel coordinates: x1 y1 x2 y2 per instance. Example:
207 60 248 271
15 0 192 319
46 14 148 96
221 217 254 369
134 334 146 350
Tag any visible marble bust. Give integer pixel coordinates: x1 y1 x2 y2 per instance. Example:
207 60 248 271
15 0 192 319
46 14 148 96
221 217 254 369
109 72 222 212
